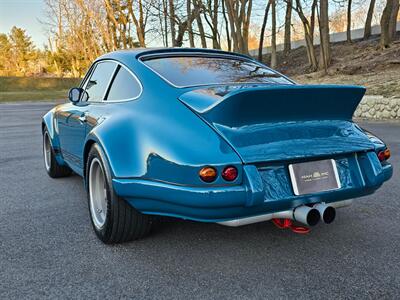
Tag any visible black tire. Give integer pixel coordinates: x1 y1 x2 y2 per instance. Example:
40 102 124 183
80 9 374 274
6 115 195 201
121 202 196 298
43 128 72 178
86 143 153 244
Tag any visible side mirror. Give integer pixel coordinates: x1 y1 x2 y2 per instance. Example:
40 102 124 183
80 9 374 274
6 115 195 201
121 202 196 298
68 87 83 103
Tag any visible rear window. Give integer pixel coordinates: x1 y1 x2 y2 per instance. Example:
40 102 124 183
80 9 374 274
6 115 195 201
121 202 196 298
142 55 291 87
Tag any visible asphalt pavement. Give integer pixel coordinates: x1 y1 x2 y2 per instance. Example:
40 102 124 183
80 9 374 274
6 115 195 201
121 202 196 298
1 102 399 299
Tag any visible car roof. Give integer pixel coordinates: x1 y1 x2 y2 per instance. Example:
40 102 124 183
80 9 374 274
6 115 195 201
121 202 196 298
97 47 255 66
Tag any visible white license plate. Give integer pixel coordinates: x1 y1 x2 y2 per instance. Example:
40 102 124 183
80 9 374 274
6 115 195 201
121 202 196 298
288 159 341 196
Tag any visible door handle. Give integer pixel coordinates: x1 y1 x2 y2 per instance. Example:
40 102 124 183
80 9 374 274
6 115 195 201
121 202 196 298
78 114 87 123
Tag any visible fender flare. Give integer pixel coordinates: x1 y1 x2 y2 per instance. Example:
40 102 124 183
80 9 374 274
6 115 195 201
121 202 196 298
42 109 66 166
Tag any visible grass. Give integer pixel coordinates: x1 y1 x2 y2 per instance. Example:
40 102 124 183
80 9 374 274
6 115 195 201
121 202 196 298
0 76 81 102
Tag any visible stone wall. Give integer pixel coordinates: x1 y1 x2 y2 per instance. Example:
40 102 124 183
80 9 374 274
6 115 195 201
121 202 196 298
354 96 400 120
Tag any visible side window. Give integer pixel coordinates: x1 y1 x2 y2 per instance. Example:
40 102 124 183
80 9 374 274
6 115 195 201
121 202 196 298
106 66 142 101
84 61 116 102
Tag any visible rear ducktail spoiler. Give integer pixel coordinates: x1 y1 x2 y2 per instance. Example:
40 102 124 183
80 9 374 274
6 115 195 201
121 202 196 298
179 85 366 127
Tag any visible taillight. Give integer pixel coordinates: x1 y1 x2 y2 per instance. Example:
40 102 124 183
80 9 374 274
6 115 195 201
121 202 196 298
377 148 391 162
199 167 217 183
222 166 238 181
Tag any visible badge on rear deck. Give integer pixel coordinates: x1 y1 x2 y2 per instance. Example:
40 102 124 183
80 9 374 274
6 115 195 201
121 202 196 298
288 159 341 196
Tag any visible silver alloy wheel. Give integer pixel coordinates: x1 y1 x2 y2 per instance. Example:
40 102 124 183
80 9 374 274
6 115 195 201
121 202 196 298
89 158 107 229
43 132 51 171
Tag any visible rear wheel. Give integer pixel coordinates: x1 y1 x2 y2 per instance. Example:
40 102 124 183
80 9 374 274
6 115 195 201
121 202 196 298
86 143 153 244
43 129 72 178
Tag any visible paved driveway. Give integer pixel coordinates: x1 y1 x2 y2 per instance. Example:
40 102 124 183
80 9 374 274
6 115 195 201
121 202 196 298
1 102 399 299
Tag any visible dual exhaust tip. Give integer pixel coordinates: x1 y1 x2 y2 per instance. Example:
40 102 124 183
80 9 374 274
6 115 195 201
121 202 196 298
293 203 336 226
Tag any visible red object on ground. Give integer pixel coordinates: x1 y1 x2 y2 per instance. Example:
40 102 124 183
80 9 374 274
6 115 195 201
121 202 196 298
272 218 310 234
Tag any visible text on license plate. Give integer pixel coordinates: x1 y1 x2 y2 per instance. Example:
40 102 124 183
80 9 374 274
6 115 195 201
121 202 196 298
288 159 341 196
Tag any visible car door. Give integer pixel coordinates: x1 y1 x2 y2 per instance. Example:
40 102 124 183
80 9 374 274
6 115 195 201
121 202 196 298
57 61 117 170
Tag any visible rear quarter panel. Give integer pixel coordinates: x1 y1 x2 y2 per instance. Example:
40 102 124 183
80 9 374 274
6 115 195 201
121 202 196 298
84 79 242 186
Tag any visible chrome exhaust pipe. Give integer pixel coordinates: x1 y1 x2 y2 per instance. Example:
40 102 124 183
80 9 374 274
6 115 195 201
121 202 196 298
293 206 320 226
218 200 351 227
313 203 336 224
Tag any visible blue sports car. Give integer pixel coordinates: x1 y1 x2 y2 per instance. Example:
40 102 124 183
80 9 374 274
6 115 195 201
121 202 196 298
42 48 392 243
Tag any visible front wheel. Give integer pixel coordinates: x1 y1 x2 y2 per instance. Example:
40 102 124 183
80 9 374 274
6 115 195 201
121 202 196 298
86 144 153 244
43 128 72 178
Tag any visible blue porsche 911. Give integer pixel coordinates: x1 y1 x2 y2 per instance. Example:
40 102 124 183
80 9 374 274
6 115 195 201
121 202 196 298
42 48 392 243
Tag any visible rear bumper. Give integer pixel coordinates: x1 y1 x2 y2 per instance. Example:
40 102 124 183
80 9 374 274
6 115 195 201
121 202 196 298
112 152 392 223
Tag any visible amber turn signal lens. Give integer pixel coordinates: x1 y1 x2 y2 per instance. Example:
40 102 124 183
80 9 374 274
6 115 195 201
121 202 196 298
384 148 391 160
222 166 238 181
199 167 217 183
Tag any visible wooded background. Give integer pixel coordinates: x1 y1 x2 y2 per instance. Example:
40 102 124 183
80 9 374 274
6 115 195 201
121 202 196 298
0 0 399 77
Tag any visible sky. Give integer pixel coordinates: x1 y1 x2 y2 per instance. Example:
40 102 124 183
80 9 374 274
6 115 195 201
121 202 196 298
0 0 271 49
0 0 48 47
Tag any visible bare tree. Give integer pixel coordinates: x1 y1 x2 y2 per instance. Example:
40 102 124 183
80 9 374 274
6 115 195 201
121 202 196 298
196 13 208 47
283 0 292 54
270 0 277 68
168 0 201 47
364 0 376 39
224 0 253 54
202 0 221 49
162 0 169 46
104 0 151 49
291 0 318 70
389 0 399 39
346 0 352 43
258 0 271 61
319 0 331 72
168 0 177 46
44 0 108 75
310 0 317 38
221 0 231 51
128 0 148 47
104 0 132 49
187 0 195 47
381 0 395 48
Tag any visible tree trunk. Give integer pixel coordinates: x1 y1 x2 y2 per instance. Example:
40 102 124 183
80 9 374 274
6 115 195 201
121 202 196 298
270 0 277 69
381 0 395 48
364 0 376 39
225 0 237 52
202 0 220 49
319 0 331 72
389 0 399 39
162 0 168 47
129 0 146 47
225 0 252 54
137 0 146 47
168 0 176 46
347 0 352 43
283 0 292 54
175 8 201 47
293 0 318 70
304 28 317 70
187 0 195 47
310 0 317 42
196 14 207 48
212 0 220 48
221 0 231 51
242 0 252 54
258 1 271 62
